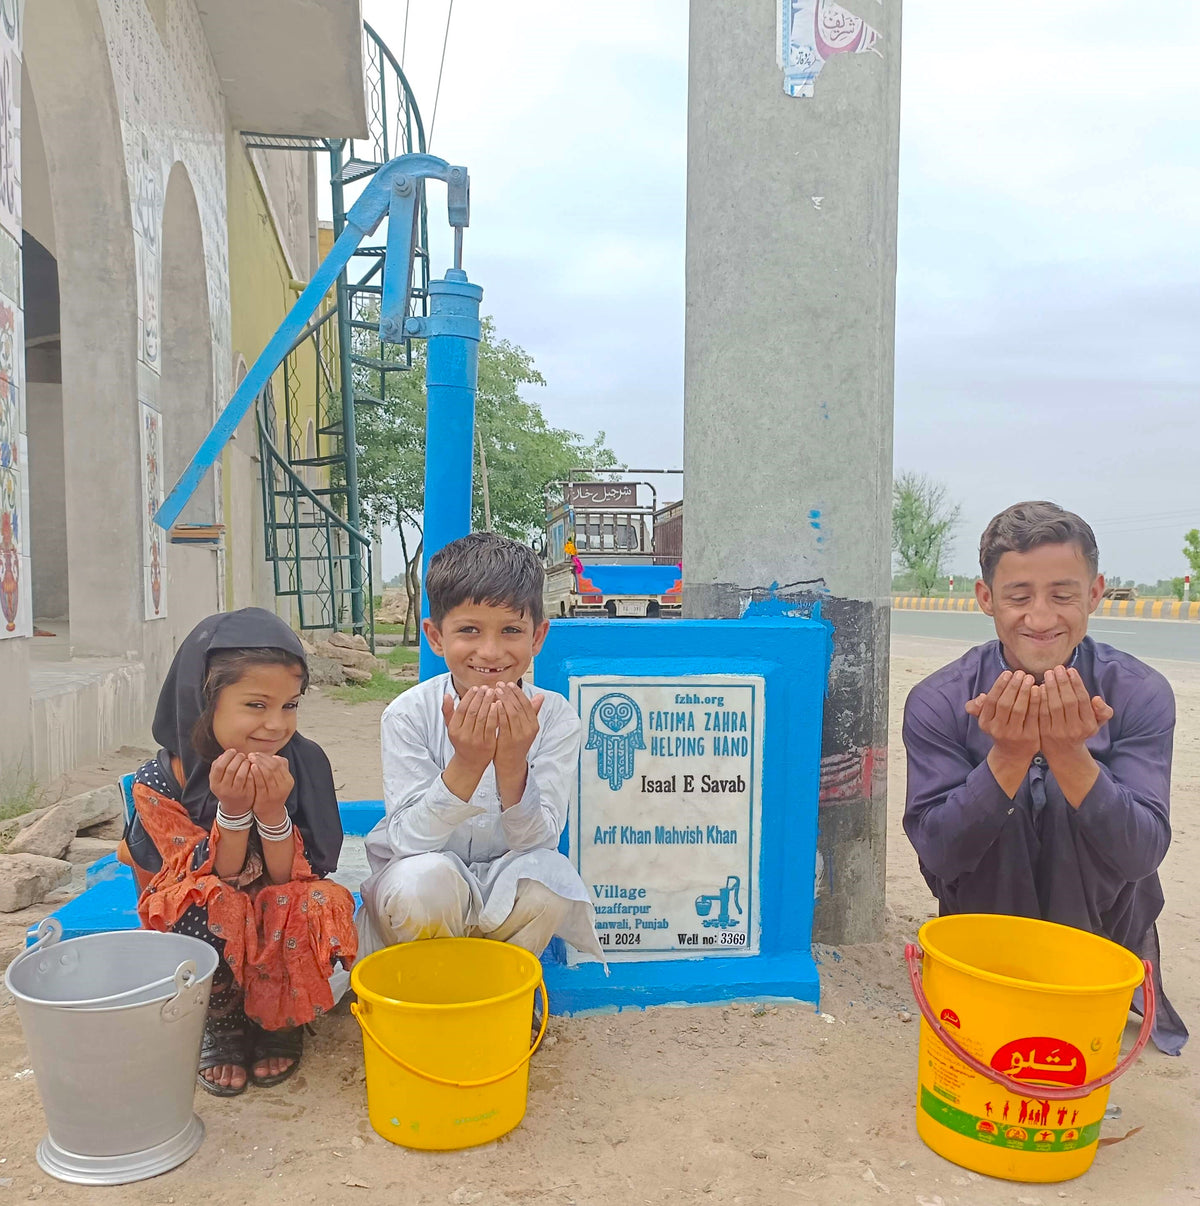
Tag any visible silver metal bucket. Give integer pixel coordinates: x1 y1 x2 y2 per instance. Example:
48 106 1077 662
5 918 219 1185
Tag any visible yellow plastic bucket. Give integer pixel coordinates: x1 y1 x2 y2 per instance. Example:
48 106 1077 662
350 938 546 1151
907 915 1154 1183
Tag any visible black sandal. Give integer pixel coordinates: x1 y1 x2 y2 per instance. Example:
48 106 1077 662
249 1023 305 1088
197 1008 250 1097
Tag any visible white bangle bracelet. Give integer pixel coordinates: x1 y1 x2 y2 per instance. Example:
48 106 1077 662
256 814 294 841
215 805 254 831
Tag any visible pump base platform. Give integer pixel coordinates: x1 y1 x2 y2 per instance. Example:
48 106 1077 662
26 801 386 947
543 951 819 1015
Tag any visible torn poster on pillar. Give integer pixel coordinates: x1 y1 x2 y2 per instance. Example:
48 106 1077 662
777 0 882 98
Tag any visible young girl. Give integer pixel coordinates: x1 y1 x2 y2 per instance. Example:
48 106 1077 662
126 608 357 1097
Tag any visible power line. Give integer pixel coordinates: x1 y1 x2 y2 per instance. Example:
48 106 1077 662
400 0 410 69
428 0 454 152
1091 512 1198 529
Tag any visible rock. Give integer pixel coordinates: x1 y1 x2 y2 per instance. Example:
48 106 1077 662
340 650 381 673
314 641 380 674
65 836 121 865
0 803 52 842
343 667 373 684
376 589 411 625
6 805 78 859
372 634 404 647
897 1010 913 1023
0 853 73 912
327 631 369 652
307 655 347 686
298 636 318 657
79 813 127 840
55 785 124 831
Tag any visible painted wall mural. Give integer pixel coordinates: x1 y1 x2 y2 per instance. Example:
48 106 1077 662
777 0 882 98
0 0 20 242
135 131 163 371
0 286 28 637
0 0 22 639
139 398 166 619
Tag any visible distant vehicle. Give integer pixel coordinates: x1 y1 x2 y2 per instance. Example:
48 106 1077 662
540 472 683 619
1103 586 1137 601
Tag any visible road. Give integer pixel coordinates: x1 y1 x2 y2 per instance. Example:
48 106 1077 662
890 607 1200 664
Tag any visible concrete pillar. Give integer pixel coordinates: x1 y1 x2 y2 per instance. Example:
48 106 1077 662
683 0 901 943
25 0 142 660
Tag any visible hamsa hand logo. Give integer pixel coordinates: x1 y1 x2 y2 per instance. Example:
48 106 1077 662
586 693 645 791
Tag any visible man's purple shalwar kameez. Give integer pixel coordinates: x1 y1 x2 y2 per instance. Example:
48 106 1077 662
903 636 1187 1055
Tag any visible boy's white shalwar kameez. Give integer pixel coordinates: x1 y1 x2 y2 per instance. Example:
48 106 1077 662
358 673 605 960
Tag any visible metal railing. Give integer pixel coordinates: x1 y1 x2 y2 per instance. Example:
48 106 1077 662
247 21 429 644
258 389 374 648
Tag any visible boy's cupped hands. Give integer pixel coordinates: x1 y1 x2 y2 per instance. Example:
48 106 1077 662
442 682 545 807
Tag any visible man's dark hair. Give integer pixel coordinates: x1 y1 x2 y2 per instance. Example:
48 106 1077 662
979 501 1100 586
425 532 545 626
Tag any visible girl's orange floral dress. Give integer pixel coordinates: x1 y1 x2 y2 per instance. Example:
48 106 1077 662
134 781 357 1029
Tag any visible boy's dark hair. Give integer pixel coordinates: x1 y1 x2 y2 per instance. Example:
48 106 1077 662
191 647 309 762
425 532 545 626
979 501 1099 586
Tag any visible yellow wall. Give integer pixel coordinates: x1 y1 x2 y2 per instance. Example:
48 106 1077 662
222 132 326 615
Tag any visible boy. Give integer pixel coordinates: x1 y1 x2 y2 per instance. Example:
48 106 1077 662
358 533 603 963
902 501 1186 1055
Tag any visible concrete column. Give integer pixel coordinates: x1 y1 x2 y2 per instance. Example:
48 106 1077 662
25 1 143 659
684 0 901 943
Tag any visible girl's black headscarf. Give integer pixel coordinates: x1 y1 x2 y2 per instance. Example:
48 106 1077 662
150 607 342 875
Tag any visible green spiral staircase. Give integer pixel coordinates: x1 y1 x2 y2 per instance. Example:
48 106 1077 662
241 23 429 642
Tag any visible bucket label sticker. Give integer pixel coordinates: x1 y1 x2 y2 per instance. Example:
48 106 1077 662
568 676 764 961
920 1088 1101 1152
990 1037 1087 1088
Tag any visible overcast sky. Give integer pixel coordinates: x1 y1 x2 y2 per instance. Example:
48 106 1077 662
364 1 1199 586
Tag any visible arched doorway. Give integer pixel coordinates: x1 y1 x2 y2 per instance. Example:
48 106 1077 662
24 0 140 658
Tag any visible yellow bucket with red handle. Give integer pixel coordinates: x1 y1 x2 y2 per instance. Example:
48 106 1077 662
350 937 546 1151
907 914 1154 1183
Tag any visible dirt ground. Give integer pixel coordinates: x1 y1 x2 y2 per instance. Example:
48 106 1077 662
0 632 1196 1204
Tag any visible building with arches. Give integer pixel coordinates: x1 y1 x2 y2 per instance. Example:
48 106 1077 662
1 0 368 784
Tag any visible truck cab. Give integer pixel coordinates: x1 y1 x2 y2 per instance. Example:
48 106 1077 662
541 476 683 619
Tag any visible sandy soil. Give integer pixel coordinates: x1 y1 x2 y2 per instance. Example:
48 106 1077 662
0 637 1196 1205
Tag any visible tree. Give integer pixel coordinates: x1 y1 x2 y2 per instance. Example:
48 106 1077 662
892 472 962 596
355 318 617 637
1184 529 1200 586
471 320 618 540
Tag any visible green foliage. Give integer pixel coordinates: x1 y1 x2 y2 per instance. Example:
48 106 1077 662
1183 530 1200 580
892 472 963 596
354 318 618 543
892 571 974 594
0 771 44 852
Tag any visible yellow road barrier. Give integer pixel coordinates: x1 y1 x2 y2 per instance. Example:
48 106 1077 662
892 597 1200 621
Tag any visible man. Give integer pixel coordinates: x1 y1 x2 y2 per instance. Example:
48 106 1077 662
902 501 1186 1054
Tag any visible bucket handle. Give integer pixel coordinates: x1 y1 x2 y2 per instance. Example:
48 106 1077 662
905 943 1155 1102
27 917 63 952
160 960 206 1023
350 980 548 1090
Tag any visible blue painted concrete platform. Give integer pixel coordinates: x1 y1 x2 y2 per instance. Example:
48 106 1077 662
26 800 386 947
